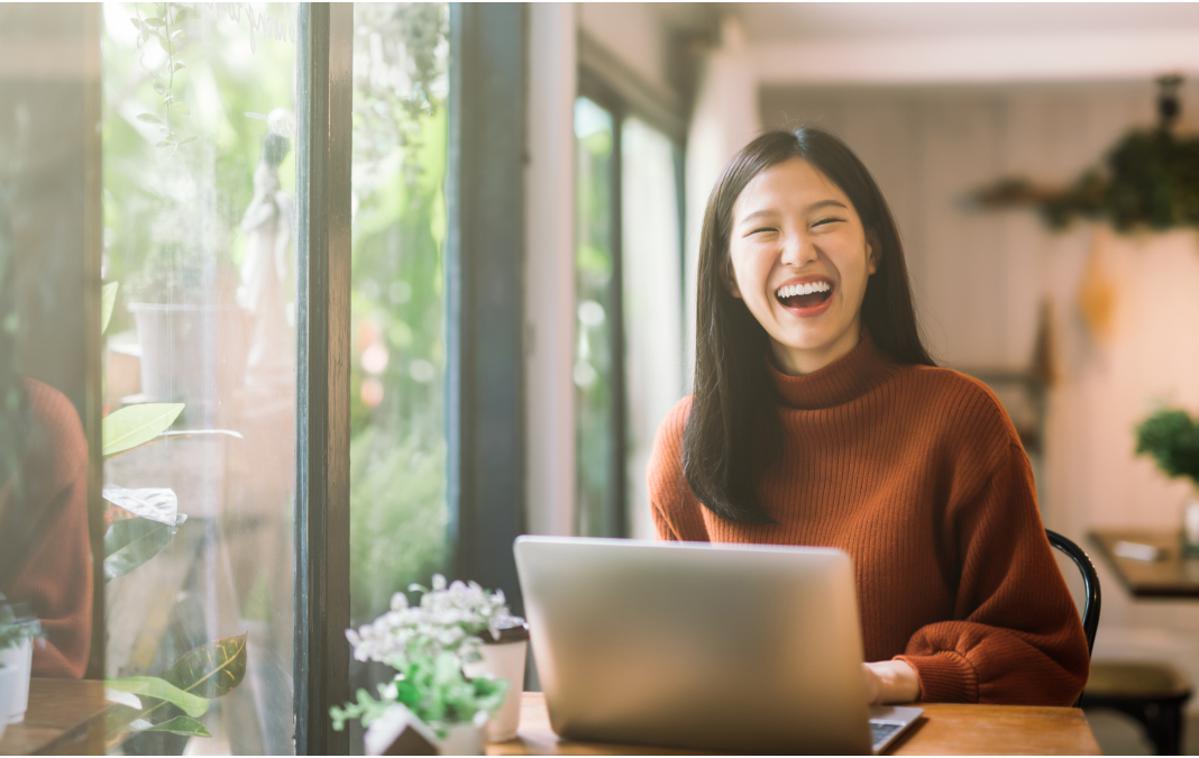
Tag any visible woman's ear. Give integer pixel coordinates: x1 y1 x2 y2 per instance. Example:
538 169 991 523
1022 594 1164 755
866 236 880 276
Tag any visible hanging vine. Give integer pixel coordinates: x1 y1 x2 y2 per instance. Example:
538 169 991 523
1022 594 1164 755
971 75 1199 232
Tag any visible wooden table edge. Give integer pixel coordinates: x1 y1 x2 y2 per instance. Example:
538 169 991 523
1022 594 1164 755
487 692 1101 756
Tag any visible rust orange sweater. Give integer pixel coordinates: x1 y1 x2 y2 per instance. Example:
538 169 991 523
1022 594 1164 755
649 333 1088 706
0 378 93 678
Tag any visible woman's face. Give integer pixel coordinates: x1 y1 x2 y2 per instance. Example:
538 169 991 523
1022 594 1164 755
727 157 877 375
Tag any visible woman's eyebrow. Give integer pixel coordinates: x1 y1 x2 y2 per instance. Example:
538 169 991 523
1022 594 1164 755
737 209 778 226
805 199 848 213
737 199 847 226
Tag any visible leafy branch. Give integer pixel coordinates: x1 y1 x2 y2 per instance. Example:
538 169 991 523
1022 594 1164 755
132 3 192 150
104 633 248 746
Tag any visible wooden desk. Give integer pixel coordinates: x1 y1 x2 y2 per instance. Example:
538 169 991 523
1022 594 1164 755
0 678 107 755
488 693 1101 755
1090 529 1199 598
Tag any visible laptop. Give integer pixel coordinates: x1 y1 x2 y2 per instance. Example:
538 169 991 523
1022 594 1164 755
514 536 922 754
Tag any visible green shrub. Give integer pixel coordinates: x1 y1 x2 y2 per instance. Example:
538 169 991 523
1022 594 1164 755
1135 408 1199 486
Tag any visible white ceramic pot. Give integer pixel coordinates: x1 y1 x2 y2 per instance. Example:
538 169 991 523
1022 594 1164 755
436 722 488 755
363 704 488 756
464 640 528 742
0 638 32 724
129 302 249 424
0 665 16 739
1183 491 1199 556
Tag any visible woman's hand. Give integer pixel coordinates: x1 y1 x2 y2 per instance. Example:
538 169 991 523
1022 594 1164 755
862 660 920 704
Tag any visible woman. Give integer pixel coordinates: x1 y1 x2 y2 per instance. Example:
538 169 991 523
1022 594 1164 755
648 128 1088 706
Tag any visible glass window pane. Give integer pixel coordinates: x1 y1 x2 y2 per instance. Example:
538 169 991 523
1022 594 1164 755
621 118 684 540
573 97 616 538
101 4 298 753
347 4 451 747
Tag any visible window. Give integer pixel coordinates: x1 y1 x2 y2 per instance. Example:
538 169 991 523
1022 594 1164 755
620 117 685 541
101 4 299 752
2 4 524 754
573 96 619 537
349 1 450 631
573 90 686 540
347 4 452 749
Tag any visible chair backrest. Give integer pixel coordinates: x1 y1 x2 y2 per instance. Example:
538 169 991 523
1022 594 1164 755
1046 529 1101 657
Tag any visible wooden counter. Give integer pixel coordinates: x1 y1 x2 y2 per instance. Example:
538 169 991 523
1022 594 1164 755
488 692 1101 755
0 678 106 755
1090 529 1199 598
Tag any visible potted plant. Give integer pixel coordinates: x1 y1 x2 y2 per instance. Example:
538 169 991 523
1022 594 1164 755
331 575 528 754
1135 407 1199 555
0 594 44 725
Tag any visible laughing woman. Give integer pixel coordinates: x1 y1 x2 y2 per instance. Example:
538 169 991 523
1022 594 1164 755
649 128 1088 706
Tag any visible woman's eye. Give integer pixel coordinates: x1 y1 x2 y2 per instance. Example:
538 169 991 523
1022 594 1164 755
749 227 777 236
812 217 844 228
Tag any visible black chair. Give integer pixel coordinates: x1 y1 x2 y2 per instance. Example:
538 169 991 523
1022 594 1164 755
1047 529 1101 655
1048 529 1193 755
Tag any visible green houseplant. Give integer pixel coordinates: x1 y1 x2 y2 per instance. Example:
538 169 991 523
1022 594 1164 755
100 282 249 750
1135 407 1199 554
331 575 513 754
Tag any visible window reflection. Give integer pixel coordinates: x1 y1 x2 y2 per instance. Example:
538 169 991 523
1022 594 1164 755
0 1 98 697
101 3 297 752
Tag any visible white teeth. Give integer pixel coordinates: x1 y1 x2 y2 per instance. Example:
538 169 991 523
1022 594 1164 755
776 281 832 299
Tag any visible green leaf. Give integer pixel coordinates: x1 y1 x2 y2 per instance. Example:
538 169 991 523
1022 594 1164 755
105 676 208 718
165 633 248 699
102 635 246 749
136 112 164 125
104 519 176 580
145 715 211 737
102 402 184 457
101 282 118 336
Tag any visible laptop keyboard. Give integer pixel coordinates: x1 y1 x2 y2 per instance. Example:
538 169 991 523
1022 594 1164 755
870 720 903 751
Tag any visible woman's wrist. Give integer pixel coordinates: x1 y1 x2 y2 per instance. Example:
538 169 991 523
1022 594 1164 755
863 659 921 704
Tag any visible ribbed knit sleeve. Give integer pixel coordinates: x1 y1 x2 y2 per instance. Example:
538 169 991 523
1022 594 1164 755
895 440 1089 706
647 396 709 542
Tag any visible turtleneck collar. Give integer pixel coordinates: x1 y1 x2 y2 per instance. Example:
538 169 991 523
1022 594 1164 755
769 330 899 410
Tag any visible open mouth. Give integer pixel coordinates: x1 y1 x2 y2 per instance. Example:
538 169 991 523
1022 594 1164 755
775 280 834 310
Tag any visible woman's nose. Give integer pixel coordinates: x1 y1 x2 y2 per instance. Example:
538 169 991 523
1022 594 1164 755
780 234 816 267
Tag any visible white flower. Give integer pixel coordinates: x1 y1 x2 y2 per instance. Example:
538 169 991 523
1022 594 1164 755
343 573 511 672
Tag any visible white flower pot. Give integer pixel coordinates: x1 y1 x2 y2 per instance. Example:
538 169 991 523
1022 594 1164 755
129 301 249 424
0 666 17 739
0 638 32 724
436 721 488 755
363 704 489 756
464 638 528 742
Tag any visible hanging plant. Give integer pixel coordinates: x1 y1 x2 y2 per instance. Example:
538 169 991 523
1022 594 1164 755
971 74 1199 232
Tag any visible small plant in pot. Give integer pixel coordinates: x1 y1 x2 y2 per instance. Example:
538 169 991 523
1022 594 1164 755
332 575 529 754
1136 407 1199 555
0 594 44 725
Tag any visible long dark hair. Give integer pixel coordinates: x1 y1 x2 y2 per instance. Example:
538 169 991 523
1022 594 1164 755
683 127 935 524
